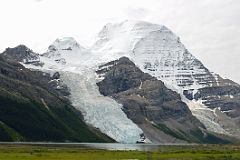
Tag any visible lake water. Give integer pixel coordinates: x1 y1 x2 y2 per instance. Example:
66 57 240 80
83 143 197 151
83 143 160 151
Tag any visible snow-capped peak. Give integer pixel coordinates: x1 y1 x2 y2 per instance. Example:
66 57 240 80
92 20 164 54
48 37 84 52
92 20 216 90
97 20 162 39
41 37 91 65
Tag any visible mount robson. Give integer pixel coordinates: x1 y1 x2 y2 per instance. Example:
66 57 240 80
0 20 240 144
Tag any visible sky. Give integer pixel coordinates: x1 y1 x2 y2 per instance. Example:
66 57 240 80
0 0 240 83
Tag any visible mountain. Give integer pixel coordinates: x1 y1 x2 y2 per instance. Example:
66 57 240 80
0 50 113 142
2 45 40 64
1 20 239 143
92 20 240 139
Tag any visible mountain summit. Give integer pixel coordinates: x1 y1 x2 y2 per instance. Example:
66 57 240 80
93 20 216 89
92 20 240 138
42 37 90 65
47 37 83 53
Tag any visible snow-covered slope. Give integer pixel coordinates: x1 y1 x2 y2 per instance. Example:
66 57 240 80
92 20 240 138
93 20 162 53
26 37 143 143
92 20 216 90
42 37 91 65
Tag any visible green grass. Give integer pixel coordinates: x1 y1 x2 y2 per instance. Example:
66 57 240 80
0 144 240 160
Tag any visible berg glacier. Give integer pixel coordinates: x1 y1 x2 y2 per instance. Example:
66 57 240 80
24 37 143 143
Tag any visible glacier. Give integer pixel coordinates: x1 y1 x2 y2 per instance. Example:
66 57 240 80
60 69 143 143
24 37 143 143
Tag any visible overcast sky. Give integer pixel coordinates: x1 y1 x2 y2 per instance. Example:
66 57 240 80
0 0 239 83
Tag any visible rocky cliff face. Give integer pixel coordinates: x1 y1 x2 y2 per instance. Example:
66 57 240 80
2 45 40 64
96 57 233 143
184 83 240 128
